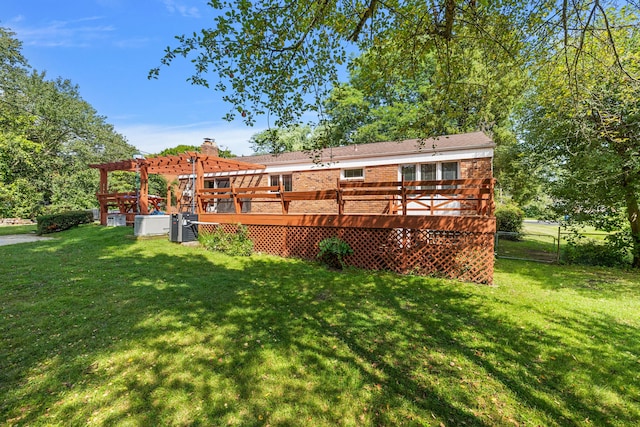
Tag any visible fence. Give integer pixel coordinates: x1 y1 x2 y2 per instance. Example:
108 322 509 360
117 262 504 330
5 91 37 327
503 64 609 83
495 226 611 263
198 213 496 284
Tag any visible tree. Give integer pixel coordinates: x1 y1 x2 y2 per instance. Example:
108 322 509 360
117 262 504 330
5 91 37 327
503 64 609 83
155 145 200 157
519 7 640 266
150 0 543 134
249 125 313 154
150 1 637 132
0 27 136 217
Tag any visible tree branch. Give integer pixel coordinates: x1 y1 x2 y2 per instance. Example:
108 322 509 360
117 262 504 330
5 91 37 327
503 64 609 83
349 0 379 42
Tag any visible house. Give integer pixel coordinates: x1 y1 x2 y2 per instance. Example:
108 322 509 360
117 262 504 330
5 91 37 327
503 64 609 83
91 131 496 284
180 131 495 216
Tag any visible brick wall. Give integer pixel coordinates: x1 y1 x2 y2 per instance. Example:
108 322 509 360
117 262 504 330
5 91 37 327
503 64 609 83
460 158 492 179
189 157 493 214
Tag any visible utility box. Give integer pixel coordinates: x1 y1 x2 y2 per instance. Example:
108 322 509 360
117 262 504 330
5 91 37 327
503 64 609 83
106 213 127 227
169 213 199 243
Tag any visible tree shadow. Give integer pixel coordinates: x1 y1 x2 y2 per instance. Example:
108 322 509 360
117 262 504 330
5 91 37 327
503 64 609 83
1 226 638 425
495 258 640 299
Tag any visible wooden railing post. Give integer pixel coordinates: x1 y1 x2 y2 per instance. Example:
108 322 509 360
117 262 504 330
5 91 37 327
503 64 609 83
401 177 407 215
139 164 149 214
279 182 290 214
231 184 242 214
337 178 344 215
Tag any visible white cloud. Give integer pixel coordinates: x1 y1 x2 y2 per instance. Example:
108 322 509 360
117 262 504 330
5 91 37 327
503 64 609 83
115 121 263 157
11 17 115 48
162 0 200 18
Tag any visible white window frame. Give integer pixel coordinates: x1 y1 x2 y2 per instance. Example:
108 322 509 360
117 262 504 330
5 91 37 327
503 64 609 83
269 174 293 191
399 162 459 181
341 168 365 180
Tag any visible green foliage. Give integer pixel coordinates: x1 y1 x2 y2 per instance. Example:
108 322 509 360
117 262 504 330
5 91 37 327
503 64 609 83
250 125 313 155
518 9 640 267
0 27 137 219
155 145 200 157
563 238 629 268
36 210 94 235
317 236 353 270
150 1 538 134
495 204 524 234
199 225 253 256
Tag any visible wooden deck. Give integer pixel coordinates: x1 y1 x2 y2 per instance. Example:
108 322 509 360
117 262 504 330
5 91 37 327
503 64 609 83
195 178 494 217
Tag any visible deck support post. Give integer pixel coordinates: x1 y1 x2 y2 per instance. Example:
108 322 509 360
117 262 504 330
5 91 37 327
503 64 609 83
99 168 108 225
139 164 149 215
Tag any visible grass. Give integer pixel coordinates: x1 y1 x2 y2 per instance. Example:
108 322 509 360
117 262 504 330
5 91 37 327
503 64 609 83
1 224 639 426
496 222 612 263
0 224 37 236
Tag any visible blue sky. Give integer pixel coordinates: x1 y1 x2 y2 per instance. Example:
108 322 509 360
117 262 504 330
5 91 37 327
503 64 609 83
2 0 266 156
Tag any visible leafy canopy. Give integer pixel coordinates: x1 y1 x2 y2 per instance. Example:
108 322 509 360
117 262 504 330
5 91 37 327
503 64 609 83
519 6 640 266
0 27 137 218
150 0 539 136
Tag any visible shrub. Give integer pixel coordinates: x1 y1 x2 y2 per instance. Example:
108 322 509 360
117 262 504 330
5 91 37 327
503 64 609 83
563 236 629 268
199 225 253 256
317 236 353 270
495 204 524 234
36 210 94 235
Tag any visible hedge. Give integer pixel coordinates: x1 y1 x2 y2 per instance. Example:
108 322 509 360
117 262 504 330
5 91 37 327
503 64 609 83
36 210 94 235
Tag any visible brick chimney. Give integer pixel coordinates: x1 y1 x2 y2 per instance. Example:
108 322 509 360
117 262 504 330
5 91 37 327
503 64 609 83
201 138 219 157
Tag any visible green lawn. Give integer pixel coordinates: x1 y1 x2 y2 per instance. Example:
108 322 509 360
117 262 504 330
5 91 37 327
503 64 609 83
496 222 612 263
0 224 37 236
1 225 639 426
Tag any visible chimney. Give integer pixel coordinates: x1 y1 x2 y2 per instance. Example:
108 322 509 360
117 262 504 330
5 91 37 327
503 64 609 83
201 138 219 157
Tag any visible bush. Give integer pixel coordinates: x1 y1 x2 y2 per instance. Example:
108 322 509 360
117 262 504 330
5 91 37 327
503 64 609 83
563 236 629 268
495 204 524 234
199 225 253 256
36 210 94 235
317 236 353 270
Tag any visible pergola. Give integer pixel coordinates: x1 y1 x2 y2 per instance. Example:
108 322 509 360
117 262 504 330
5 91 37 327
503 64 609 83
89 152 265 225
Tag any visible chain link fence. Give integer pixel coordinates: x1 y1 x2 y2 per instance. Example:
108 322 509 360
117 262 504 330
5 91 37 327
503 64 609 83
495 226 611 263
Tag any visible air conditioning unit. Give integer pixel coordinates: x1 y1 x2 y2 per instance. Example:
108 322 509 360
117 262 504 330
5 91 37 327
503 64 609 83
169 213 199 243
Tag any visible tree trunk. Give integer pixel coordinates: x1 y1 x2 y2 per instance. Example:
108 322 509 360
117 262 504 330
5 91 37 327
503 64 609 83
623 181 640 268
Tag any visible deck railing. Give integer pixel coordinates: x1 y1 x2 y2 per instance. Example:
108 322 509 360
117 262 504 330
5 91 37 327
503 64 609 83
196 178 494 216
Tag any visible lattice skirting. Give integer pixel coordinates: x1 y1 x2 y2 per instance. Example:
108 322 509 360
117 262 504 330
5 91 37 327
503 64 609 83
199 223 494 284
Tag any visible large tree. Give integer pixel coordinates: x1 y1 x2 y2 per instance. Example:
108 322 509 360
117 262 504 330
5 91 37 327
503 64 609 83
0 27 136 218
519 6 640 266
150 0 544 134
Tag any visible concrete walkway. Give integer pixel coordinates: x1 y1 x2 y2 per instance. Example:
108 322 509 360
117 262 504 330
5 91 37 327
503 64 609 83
0 234 54 246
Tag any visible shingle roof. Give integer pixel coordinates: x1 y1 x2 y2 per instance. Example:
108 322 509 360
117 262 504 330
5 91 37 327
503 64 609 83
237 131 493 165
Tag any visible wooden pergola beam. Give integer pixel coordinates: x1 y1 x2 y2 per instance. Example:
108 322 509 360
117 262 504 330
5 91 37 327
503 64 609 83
89 153 265 224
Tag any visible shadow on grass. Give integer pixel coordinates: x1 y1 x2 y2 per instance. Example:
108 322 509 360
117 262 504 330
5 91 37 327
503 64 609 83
495 258 640 299
1 225 639 425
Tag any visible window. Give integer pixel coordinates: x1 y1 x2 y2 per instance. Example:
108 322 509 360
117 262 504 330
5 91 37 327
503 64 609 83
401 165 416 181
421 163 437 181
442 162 458 180
420 163 437 190
270 174 292 191
205 178 230 189
399 162 459 182
342 168 364 180
205 178 234 213
282 174 292 192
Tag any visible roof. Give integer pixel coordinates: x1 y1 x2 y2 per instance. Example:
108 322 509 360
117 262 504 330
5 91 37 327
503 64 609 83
239 131 494 165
